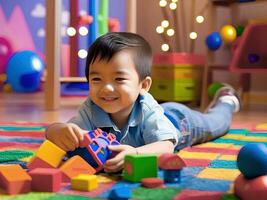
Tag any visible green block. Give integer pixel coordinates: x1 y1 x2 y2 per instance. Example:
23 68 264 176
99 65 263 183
123 154 157 182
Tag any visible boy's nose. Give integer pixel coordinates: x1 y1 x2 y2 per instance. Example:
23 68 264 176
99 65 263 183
102 84 115 92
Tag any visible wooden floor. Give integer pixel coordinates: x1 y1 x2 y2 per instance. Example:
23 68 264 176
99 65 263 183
0 92 266 127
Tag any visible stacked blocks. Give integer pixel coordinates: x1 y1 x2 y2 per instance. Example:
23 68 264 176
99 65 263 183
60 155 96 182
123 154 157 182
29 168 62 192
68 128 120 172
150 53 205 102
158 153 186 183
0 164 32 194
27 140 66 170
71 174 98 191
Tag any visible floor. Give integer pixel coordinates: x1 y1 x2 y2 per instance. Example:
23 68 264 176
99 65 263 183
0 92 267 127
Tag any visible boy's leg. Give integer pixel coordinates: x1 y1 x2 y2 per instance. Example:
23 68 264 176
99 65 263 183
161 85 241 147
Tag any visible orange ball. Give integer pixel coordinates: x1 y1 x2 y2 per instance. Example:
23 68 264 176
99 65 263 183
220 25 237 43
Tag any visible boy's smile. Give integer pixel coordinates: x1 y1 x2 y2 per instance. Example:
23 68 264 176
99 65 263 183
88 50 146 128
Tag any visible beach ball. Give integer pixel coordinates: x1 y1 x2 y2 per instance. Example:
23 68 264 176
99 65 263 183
220 25 237 43
0 37 13 74
237 143 267 179
6 50 45 92
205 32 222 51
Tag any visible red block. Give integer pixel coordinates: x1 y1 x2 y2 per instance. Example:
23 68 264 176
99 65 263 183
27 156 54 171
0 165 32 194
29 168 62 192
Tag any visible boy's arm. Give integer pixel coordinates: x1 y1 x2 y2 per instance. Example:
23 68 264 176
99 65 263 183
135 140 174 154
104 140 174 173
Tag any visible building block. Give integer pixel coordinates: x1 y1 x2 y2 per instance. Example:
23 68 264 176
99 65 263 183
27 156 54 171
59 155 96 182
141 177 165 188
29 140 66 169
234 174 267 200
108 186 132 200
158 153 186 170
0 164 32 194
29 168 62 192
123 154 157 182
163 170 182 183
71 174 98 191
68 128 120 172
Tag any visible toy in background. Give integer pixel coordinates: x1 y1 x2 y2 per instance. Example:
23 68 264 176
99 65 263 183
68 128 120 172
6 50 44 93
150 53 205 103
234 143 267 200
0 36 13 74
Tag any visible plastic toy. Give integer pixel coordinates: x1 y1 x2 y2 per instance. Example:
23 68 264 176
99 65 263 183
123 154 158 182
71 174 98 191
29 168 62 192
6 50 44 92
108 186 132 200
0 164 32 194
237 143 267 179
68 128 120 172
220 25 237 43
158 153 186 183
236 25 245 36
59 155 96 182
0 37 13 74
141 177 165 188
234 173 267 200
205 32 222 51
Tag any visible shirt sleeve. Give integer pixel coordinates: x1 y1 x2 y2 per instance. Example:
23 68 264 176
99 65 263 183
68 102 94 131
142 103 181 148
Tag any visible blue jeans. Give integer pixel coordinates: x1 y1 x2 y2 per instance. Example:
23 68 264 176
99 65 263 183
161 102 234 150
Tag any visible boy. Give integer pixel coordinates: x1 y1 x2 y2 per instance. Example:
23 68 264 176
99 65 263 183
46 32 240 173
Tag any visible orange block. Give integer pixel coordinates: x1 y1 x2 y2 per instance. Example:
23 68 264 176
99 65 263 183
0 165 32 194
60 156 96 182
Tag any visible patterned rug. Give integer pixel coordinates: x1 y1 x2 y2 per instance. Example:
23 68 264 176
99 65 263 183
0 122 267 200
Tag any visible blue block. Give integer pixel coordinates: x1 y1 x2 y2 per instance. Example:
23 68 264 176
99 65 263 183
164 170 181 183
108 187 132 200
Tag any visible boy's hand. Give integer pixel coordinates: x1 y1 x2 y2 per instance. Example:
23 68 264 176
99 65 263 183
46 123 85 152
104 145 137 173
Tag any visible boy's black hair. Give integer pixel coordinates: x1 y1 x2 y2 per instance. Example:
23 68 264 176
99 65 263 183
85 32 152 82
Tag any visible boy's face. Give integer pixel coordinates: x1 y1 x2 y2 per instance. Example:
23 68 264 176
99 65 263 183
88 50 146 120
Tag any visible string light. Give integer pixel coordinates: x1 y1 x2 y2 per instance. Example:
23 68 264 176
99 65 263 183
156 26 164 34
79 26 88 36
78 49 88 59
161 20 169 28
167 29 175 36
66 27 76 37
196 15 204 24
189 32 198 40
159 0 167 7
169 2 177 10
161 44 169 51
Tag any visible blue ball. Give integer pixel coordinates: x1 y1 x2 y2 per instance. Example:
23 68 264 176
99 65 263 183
6 50 44 92
237 143 267 179
205 32 222 51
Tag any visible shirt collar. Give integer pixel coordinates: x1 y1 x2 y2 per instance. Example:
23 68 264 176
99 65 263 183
88 96 143 129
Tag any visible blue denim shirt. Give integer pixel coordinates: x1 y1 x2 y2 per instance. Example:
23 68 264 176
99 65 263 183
68 92 181 148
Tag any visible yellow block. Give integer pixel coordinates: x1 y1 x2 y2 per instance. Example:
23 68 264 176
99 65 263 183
218 155 237 161
178 151 219 160
35 140 66 168
255 123 267 130
71 174 98 191
196 143 233 149
197 168 240 181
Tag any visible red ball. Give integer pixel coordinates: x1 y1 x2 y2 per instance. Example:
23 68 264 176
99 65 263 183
234 174 267 200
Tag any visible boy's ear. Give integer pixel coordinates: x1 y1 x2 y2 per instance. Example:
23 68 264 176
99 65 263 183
140 76 152 95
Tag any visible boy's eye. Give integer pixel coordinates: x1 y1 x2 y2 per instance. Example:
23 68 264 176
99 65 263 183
91 77 101 81
115 77 126 82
